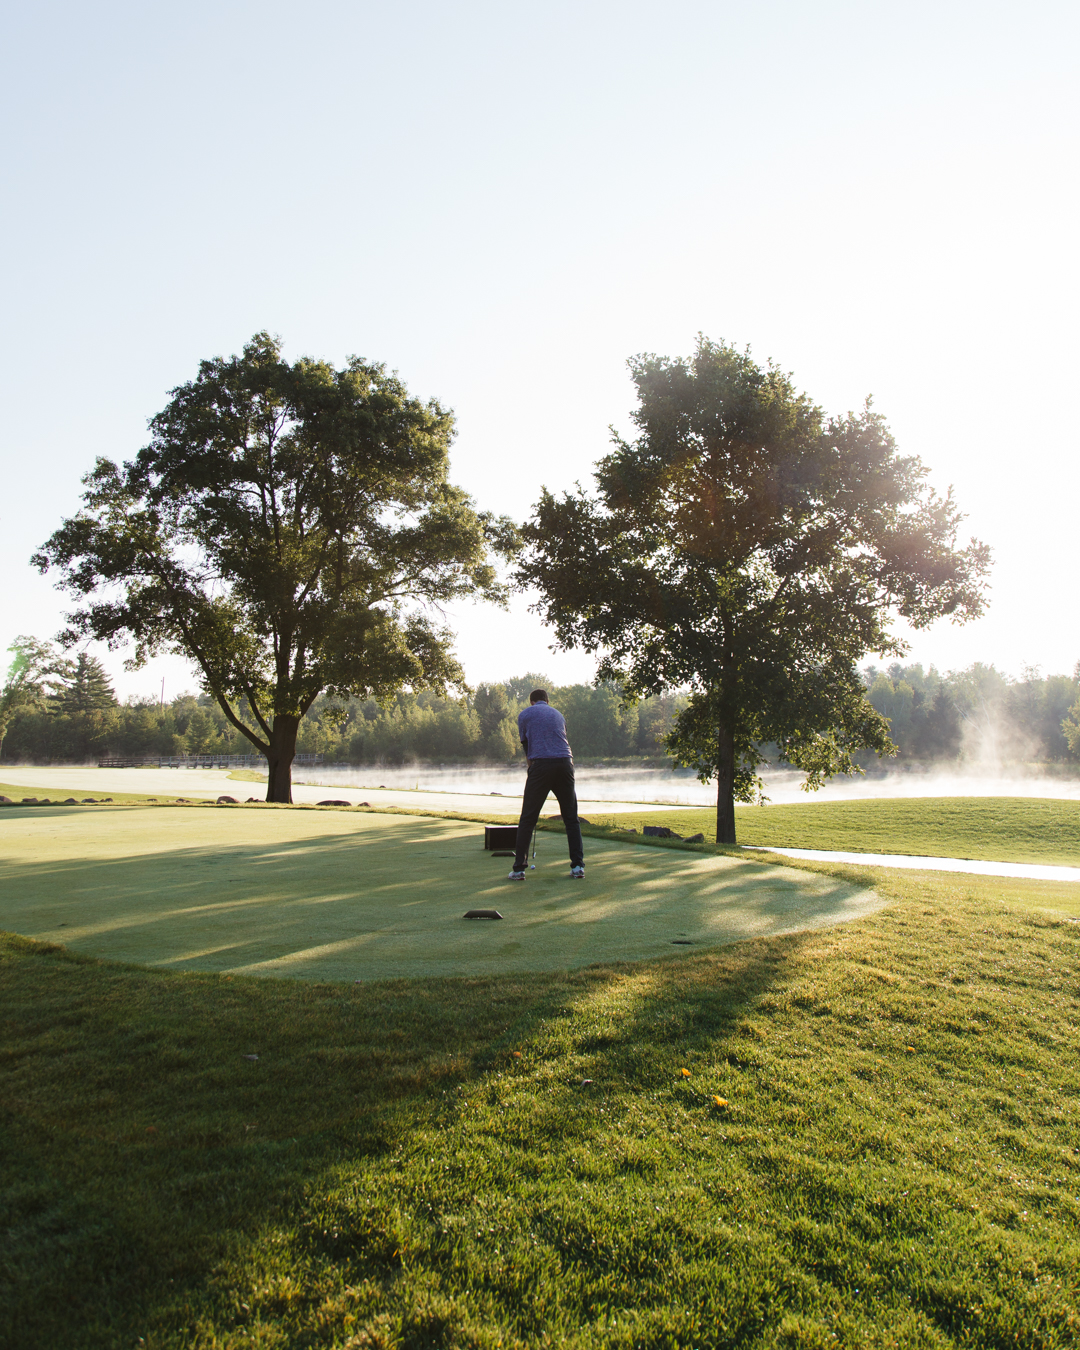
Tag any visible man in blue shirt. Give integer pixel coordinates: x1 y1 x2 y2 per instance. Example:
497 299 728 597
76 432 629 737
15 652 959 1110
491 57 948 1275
509 689 585 880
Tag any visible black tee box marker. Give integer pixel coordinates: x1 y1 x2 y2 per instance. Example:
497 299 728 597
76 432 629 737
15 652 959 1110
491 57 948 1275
463 909 503 920
483 825 518 850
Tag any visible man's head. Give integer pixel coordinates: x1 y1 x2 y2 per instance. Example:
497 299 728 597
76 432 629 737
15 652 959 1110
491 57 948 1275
529 689 548 704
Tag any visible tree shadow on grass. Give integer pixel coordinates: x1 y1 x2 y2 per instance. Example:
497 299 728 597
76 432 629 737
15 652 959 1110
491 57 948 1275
0 809 878 983
0 913 810 1349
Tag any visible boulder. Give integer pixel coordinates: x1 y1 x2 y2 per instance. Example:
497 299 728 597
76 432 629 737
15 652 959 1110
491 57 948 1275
63 798 78 804
21 797 39 804
685 833 706 844
317 799 353 807
643 825 681 839
216 795 239 804
0 795 12 804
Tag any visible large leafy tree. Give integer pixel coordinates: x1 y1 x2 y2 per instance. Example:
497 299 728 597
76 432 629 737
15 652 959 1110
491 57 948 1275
516 339 991 842
0 636 72 760
35 333 515 801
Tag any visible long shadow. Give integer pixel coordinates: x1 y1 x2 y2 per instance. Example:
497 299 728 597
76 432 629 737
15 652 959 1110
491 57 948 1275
6 814 1072 1346
0 811 478 965
0 807 890 1345
0 889 813 1348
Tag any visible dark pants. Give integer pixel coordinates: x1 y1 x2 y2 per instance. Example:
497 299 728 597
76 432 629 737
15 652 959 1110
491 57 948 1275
514 758 584 870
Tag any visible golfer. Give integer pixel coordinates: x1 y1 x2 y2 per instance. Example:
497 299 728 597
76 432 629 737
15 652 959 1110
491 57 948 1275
509 689 585 880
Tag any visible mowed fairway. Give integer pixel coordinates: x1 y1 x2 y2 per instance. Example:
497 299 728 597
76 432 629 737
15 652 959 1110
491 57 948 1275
0 805 880 980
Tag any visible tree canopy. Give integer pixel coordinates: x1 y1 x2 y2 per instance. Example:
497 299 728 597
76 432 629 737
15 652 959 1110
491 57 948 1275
34 333 516 800
0 636 70 759
515 338 992 841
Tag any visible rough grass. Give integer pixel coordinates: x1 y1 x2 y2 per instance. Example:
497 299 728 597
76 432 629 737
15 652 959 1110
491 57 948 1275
0 779 207 806
2 860 1078 1348
576 798 1080 867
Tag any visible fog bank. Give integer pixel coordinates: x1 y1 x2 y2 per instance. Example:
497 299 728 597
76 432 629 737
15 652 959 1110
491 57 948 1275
295 763 1080 806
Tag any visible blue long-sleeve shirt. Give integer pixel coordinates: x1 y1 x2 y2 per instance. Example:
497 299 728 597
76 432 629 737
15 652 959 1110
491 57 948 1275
517 702 573 760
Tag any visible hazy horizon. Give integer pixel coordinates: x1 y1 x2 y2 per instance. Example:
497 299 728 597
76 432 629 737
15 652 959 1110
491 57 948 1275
284 763 1080 807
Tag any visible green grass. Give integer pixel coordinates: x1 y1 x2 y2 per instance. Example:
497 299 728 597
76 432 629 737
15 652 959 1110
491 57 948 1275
2 857 1079 1348
0 779 222 806
6 780 1080 866
573 797 1080 868
0 805 878 980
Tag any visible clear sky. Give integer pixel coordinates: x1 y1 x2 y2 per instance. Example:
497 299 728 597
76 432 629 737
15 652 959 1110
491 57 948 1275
2 0 1077 701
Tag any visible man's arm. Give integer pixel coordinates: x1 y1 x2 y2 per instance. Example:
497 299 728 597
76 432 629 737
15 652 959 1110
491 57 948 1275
519 711 531 766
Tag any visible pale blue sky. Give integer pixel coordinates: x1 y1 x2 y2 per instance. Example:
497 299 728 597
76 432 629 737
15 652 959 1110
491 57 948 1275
2 0 1077 699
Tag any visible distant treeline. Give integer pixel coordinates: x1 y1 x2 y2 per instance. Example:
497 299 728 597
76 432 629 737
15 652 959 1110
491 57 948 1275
862 661 1080 766
0 664 690 765
3 652 1080 769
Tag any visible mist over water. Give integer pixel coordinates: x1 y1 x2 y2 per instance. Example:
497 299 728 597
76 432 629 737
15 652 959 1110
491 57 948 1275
295 763 1080 805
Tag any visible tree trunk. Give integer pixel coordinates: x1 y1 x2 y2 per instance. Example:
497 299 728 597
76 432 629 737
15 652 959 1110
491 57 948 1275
715 720 737 845
265 714 299 804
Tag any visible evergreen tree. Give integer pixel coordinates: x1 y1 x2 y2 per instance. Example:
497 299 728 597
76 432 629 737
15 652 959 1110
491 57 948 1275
915 681 962 760
55 654 118 714
473 683 512 739
473 683 519 761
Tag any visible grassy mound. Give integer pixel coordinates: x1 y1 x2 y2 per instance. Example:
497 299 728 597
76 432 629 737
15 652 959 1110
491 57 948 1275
2 861 1078 1347
0 805 877 980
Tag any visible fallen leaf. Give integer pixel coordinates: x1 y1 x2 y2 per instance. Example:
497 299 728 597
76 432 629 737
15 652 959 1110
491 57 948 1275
680 1068 692 1077
906 1046 916 1054
711 1096 729 1107
580 1078 594 1086
511 1051 522 1058
145 1126 157 1133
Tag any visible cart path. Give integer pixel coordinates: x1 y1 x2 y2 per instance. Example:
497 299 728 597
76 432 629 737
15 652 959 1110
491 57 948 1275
746 846 1080 883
